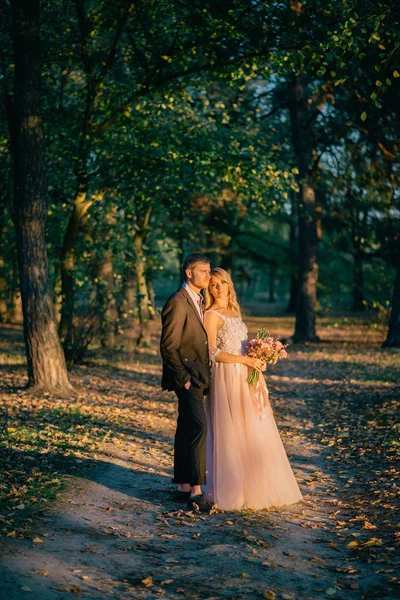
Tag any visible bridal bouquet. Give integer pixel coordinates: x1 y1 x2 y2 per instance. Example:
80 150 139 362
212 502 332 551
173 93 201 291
245 328 288 386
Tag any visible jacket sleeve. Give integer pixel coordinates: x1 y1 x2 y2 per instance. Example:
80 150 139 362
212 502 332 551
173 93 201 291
160 297 190 389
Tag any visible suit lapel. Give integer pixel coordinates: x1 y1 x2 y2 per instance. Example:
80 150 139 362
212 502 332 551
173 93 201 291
179 287 207 334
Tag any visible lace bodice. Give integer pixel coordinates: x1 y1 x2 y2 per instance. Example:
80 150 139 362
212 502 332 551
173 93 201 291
207 310 248 356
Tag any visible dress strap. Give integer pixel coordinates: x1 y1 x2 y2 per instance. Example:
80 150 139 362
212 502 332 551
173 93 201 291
206 309 227 320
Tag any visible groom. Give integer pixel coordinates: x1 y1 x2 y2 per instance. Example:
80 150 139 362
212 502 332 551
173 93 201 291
160 253 212 512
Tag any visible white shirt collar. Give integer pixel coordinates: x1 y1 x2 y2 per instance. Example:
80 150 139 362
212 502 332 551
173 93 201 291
182 281 202 300
182 283 204 321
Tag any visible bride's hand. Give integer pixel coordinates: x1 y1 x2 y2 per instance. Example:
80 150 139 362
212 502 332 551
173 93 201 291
244 356 264 372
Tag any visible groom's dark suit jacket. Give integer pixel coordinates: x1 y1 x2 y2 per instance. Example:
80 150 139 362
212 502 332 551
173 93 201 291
160 287 211 392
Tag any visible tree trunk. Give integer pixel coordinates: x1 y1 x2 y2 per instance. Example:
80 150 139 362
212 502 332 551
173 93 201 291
288 76 319 342
58 177 88 346
293 181 319 340
352 250 365 312
383 263 400 348
10 0 71 391
58 185 103 348
268 264 275 303
133 205 152 347
287 200 298 313
0 276 6 322
97 249 118 348
287 272 298 313
0 216 6 321
57 79 99 348
146 272 156 320
135 232 151 347
4 284 23 324
0 191 10 322
220 249 233 273
58 4 131 347
119 265 138 328
117 265 138 350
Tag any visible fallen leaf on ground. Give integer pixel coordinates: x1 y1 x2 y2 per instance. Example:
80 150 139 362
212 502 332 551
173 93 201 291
310 556 326 563
363 537 382 548
51 586 82 594
363 521 377 530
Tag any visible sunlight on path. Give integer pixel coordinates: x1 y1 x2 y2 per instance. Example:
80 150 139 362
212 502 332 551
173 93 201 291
1 320 399 599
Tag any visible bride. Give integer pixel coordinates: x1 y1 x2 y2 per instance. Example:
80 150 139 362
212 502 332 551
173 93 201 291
203 268 303 510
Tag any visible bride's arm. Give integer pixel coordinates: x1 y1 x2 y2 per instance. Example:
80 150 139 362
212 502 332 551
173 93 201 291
203 312 263 369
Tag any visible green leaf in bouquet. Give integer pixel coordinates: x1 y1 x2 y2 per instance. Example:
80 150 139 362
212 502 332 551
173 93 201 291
255 328 271 341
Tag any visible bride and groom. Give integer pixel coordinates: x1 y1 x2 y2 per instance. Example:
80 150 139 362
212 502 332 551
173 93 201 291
160 253 302 512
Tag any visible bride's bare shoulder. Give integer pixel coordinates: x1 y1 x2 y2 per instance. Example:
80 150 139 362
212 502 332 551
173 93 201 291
204 309 223 322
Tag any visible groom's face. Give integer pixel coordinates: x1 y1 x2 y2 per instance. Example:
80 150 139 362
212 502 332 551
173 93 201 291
186 262 211 291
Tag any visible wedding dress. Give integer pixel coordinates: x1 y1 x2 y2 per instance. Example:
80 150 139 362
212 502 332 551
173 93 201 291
203 311 303 510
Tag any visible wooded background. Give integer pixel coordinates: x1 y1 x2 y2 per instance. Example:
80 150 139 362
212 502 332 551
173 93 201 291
0 0 399 391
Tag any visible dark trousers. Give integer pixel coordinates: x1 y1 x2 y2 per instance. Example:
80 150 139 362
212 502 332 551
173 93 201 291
172 385 207 486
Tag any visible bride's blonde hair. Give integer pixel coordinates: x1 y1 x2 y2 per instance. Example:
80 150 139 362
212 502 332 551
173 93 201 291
205 268 242 317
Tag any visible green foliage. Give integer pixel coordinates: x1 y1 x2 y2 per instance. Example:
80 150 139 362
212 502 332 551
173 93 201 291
0 0 399 338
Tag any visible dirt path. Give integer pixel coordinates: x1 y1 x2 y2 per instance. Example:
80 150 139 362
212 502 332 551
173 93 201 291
1 324 399 599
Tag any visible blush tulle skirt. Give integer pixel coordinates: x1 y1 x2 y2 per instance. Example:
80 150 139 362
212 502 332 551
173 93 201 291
203 362 303 510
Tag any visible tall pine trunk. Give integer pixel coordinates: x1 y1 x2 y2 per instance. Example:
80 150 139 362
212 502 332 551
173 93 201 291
288 76 319 341
383 262 400 348
10 0 71 391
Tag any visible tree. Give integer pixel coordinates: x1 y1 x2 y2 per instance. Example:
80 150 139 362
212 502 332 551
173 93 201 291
383 254 400 347
287 76 320 341
9 0 71 391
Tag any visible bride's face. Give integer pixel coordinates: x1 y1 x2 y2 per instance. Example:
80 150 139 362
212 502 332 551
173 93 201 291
209 276 229 302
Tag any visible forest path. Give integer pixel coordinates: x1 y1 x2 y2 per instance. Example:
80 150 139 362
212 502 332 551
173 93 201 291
0 320 399 599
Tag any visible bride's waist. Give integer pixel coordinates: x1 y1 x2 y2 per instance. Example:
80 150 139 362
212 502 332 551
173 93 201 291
217 349 244 356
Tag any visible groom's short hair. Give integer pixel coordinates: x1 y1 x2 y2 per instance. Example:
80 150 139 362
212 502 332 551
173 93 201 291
182 253 210 281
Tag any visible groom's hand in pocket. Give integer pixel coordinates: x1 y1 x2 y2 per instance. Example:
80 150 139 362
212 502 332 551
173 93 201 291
184 380 191 390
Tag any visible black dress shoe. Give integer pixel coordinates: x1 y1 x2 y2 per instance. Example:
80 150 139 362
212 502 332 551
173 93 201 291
187 493 213 512
171 490 191 502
